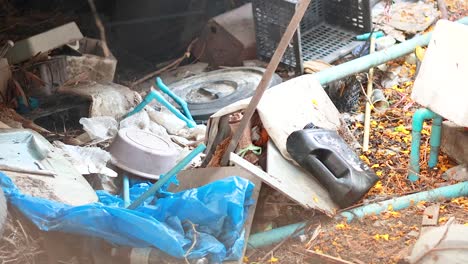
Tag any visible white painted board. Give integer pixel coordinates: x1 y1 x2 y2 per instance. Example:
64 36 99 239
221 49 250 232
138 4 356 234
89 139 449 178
412 20 468 127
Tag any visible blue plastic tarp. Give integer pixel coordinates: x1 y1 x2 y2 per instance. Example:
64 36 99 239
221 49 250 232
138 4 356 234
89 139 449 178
0 172 254 263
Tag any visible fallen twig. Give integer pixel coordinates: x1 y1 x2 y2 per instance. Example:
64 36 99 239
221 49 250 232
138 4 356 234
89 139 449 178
304 249 354 264
363 36 376 151
87 0 111 58
131 38 198 88
0 164 56 177
305 224 321 250
184 221 198 264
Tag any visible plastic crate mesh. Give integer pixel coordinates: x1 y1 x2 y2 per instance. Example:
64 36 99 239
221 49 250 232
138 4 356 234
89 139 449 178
252 0 371 68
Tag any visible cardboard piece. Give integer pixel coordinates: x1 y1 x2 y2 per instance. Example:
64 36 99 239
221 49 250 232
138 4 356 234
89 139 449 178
6 22 83 64
256 75 342 161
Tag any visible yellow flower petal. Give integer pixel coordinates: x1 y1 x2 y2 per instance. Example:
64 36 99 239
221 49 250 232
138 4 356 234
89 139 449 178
335 223 349 230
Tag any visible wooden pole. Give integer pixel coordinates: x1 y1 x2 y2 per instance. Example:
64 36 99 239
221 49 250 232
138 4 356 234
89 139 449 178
437 0 448 20
362 37 376 152
220 0 312 165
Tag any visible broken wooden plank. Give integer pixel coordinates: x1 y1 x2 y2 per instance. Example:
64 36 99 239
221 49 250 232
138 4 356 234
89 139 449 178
422 204 440 227
230 148 338 217
266 142 338 216
220 0 312 165
421 203 440 234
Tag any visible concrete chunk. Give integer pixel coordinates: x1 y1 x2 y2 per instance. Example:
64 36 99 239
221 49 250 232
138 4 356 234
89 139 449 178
441 121 468 165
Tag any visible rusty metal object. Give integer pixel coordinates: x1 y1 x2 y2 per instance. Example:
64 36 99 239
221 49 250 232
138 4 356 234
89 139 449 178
193 3 256 66
109 128 179 179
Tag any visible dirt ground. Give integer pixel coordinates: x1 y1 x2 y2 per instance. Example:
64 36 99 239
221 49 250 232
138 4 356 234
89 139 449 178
244 3 468 262
0 1 468 264
247 198 468 264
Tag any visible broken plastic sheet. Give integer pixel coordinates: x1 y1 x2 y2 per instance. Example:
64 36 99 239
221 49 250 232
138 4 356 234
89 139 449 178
53 141 117 178
79 116 118 141
0 172 254 262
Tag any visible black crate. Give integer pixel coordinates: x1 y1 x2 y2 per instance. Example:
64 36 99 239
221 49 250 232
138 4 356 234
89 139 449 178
252 0 372 69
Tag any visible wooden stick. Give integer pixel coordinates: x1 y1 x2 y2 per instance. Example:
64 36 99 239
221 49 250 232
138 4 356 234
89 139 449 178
0 164 56 177
437 0 448 20
304 250 354 264
130 38 197 88
362 37 376 152
87 0 111 58
220 0 312 165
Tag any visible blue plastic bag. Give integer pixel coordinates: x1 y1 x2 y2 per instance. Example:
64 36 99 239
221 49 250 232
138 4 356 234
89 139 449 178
0 172 254 263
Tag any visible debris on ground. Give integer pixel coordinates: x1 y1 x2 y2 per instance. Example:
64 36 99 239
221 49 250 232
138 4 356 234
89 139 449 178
0 0 466 263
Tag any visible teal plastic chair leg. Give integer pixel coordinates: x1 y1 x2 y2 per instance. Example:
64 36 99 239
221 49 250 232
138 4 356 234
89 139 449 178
156 77 194 122
409 108 442 182
127 144 206 210
126 90 196 128
122 175 130 207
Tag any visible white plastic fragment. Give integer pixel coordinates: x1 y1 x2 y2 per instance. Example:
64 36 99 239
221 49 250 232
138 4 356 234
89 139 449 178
53 141 117 178
79 116 118 141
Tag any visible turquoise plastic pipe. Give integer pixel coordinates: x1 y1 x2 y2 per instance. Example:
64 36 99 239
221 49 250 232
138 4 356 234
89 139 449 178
314 17 468 85
156 77 194 122
429 116 442 168
127 144 206 210
409 108 442 182
248 181 468 248
122 175 130 207
340 181 468 222
247 222 307 249
247 18 468 249
356 31 384 40
126 89 196 128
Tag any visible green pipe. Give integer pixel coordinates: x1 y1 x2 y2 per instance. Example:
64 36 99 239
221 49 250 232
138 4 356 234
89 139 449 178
247 17 468 249
409 108 441 182
314 17 468 85
247 222 307 250
248 181 468 248
429 116 442 168
340 180 468 222
122 175 130 207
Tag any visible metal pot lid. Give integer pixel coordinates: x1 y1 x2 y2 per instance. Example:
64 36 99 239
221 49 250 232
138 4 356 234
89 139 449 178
168 67 282 120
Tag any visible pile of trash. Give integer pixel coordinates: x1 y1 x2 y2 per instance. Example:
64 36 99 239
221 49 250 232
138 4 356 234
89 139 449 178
0 0 466 263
